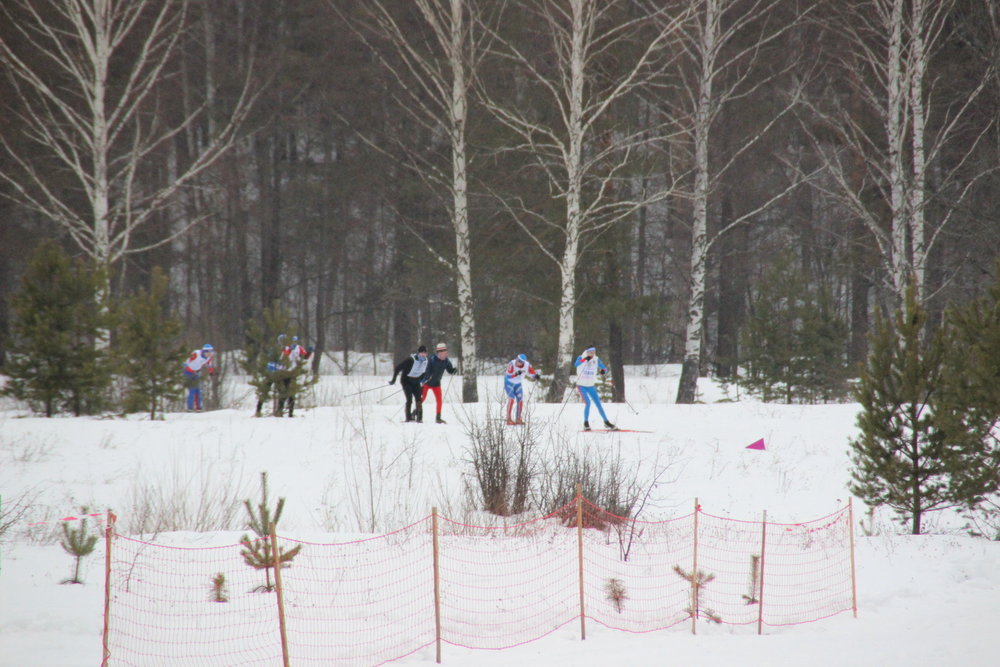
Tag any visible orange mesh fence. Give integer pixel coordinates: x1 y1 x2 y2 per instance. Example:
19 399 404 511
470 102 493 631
437 503 581 650
104 501 856 665
579 499 695 634
107 536 284 665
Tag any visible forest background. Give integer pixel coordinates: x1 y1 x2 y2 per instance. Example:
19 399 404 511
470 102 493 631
1 0 998 404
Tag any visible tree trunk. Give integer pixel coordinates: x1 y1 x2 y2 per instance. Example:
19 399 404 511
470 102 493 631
676 0 718 405
547 0 586 404
447 0 478 403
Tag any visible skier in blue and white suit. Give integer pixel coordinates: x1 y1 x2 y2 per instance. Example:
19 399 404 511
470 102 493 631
503 354 540 425
574 347 616 431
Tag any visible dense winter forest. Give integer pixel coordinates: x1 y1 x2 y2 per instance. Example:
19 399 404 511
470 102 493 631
1 0 999 403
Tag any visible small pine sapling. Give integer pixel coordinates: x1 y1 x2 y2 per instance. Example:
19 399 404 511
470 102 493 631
211 573 229 603
240 472 302 592
59 516 98 584
673 565 722 624
605 577 628 614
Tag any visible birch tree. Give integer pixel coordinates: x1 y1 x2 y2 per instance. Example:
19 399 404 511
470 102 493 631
671 0 810 404
335 0 488 402
481 0 687 402
0 0 260 308
804 0 994 312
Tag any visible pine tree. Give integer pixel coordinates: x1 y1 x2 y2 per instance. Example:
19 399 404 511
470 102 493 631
2 241 111 416
115 268 184 419
239 472 301 592
60 516 98 585
933 271 1000 509
849 285 952 534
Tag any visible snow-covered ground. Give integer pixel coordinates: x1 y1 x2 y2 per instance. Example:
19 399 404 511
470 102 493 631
1 365 997 666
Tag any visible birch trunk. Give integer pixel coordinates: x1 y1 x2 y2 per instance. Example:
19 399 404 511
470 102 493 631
0 0 258 307
445 0 479 402
676 0 718 405
353 0 482 401
907 0 928 304
672 0 805 403
886 0 910 307
549 0 588 402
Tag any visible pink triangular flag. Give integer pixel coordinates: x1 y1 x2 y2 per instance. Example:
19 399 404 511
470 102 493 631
746 438 766 451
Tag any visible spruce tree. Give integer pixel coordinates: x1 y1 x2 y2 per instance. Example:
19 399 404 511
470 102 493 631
849 286 951 534
239 472 301 592
2 241 111 416
115 268 184 419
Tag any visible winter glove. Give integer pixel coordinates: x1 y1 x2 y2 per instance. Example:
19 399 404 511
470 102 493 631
515 369 525 376
599 368 606 376
533 374 542 381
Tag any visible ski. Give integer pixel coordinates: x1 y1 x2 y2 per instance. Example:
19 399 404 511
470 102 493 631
580 428 652 433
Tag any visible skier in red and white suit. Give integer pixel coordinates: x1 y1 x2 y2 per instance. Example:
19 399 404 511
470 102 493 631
504 354 540 425
183 344 215 411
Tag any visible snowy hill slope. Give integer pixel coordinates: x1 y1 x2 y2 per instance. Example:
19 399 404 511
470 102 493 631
1 369 997 666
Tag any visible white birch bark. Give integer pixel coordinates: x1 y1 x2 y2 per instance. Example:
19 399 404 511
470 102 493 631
802 0 988 313
481 0 686 401
674 0 807 403
886 0 910 304
345 0 483 401
0 0 260 305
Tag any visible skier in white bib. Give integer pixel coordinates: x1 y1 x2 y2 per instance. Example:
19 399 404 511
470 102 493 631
574 346 616 431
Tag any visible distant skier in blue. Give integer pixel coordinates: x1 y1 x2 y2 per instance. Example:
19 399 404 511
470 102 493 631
574 346 616 431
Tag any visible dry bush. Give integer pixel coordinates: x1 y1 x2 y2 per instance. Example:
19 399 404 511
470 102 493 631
464 414 540 516
124 454 251 535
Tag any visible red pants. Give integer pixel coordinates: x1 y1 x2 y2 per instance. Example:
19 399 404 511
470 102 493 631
421 384 443 414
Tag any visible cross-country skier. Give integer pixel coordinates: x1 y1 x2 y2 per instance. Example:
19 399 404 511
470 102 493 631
390 345 429 422
574 346 616 431
421 342 457 424
504 354 541 425
183 344 215 411
277 336 312 417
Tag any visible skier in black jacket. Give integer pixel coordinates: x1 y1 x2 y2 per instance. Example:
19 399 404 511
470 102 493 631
421 342 457 423
390 345 429 422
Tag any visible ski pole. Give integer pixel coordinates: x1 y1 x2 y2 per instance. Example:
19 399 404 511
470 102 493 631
555 382 576 422
344 384 395 398
377 388 403 403
610 380 640 415
622 396 639 415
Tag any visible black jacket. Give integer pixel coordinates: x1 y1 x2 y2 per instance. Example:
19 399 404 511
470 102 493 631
423 354 456 387
391 354 425 384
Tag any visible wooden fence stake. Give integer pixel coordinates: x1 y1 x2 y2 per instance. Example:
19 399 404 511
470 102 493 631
270 522 291 667
757 510 768 635
101 510 116 667
848 498 858 618
576 483 586 641
433 507 442 663
691 498 699 635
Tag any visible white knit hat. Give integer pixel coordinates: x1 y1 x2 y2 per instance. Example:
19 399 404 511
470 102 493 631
435 342 448 352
